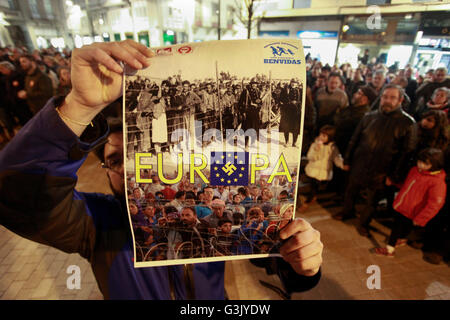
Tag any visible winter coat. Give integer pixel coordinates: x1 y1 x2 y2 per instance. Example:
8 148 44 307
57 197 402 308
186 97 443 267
393 166 447 227
345 107 417 186
24 67 53 114
334 104 370 154
305 141 344 181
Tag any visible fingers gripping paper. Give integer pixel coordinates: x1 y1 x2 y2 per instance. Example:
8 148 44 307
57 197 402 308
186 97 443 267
124 39 306 267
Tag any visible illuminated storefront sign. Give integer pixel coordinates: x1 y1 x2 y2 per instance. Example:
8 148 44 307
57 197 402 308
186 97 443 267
296 30 338 39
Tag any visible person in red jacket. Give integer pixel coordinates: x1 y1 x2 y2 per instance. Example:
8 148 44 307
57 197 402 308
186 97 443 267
374 148 447 257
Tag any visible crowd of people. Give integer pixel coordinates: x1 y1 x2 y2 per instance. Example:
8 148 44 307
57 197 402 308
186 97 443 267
1 43 449 267
126 169 298 261
0 46 72 143
300 52 449 264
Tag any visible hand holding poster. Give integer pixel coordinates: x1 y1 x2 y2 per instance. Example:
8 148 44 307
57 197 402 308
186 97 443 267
124 39 306 267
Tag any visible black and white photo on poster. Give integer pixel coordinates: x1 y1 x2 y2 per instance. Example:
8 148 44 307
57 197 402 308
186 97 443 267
124 39 306 267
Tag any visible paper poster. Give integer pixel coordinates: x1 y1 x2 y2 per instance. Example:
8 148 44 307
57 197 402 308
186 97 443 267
124 39 306 267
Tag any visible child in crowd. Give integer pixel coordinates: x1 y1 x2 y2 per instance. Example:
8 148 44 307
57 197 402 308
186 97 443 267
300 125 344 211
375 148 447 257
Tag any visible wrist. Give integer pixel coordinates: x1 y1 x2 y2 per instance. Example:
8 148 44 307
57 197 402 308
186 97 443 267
57 92 105 137
60 91 104 123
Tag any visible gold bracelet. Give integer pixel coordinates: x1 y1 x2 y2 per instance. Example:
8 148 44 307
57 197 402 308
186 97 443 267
55 106 93 127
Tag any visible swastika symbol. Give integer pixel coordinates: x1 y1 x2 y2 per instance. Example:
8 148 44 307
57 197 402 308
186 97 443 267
222 162 237 176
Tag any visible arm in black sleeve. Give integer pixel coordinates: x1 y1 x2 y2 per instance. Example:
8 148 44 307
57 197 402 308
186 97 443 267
250 257 321 295
344 114 367 165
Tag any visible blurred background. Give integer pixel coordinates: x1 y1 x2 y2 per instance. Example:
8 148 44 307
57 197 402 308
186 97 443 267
0 0 449 71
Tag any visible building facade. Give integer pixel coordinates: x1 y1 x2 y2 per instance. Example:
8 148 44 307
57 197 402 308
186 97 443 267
259 0 449 69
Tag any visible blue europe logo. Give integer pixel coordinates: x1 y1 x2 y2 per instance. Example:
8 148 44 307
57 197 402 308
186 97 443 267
210 152 249 186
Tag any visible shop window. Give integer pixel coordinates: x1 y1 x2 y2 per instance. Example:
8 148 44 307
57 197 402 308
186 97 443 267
0 0 16 9
227 6 234 29
29 0 40 19
138 32 149 47
293 0 311 9
366 0 391 4
44 0 53 19
211 2 219 28
195 0 203 26
163 30 175 45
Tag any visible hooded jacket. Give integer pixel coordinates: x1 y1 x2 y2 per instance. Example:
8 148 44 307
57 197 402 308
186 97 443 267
393 166 447 227
305 141 344 181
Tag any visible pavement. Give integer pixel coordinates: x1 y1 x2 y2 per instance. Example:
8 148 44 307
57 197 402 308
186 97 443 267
0 153 449 300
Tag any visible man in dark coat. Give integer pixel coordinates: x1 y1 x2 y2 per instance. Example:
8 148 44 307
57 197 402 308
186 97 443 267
334 85 377 154
240 80 262 141
17 54 53 115
280 79 302 147
330 85 377 201
336 84 417 236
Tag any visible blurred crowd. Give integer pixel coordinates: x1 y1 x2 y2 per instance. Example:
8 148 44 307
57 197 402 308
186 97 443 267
301 51 449 264
0 45 72 143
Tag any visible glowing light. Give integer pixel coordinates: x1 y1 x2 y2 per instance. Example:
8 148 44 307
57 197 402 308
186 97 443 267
298 31 321 39
0 12 9 26
414 31 423 45
50 37 65 48
36 36 48 49
74 35 83 48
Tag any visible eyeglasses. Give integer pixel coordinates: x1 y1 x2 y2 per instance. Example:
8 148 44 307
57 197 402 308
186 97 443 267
101 154 123 173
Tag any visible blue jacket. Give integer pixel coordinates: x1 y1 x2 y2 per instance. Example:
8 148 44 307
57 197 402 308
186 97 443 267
0 97 320 299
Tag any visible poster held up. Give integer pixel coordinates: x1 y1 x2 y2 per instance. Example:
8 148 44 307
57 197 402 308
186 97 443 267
124 39 306 267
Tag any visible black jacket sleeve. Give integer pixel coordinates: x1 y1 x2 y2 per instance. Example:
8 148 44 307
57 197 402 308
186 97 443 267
250 257 321 294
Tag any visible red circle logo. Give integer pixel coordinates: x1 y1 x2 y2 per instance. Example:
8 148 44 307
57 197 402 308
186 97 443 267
178 46 192 54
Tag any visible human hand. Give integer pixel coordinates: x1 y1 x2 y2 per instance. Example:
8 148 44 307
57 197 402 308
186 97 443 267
60 40 153 134
279 218 323 276
71 40 153 109
342 165 350 171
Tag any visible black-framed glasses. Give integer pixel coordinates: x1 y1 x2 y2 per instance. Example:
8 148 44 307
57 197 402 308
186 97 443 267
101 155 123 173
